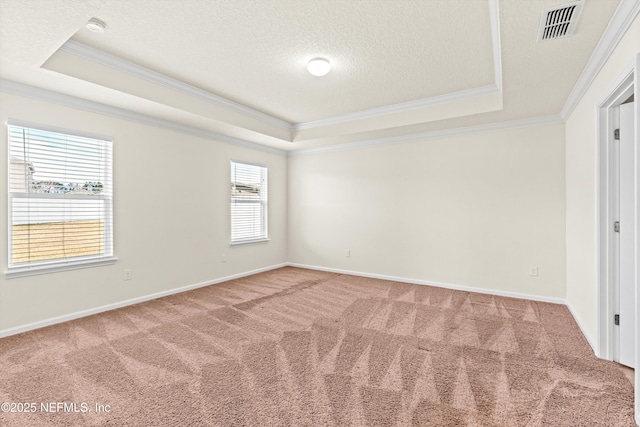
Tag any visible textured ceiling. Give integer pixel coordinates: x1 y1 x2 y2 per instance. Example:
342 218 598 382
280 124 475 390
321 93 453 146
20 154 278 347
70 0 495 124
0 0 624 151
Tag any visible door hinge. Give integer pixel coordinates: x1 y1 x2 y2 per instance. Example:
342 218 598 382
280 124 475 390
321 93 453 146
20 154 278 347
614 129 620 140
614 314 620 326
614 221 620 232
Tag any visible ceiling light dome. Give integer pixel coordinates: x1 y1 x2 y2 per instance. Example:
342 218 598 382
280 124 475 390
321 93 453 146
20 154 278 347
307 58 331 77
86 18 107 33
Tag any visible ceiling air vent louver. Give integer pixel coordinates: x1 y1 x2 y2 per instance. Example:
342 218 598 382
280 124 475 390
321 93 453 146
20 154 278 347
538 1 584 42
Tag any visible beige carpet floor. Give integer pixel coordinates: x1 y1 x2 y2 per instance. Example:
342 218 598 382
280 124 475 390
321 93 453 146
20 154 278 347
0 267 635 426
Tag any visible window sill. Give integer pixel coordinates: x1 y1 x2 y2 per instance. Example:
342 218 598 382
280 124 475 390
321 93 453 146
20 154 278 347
230 238 270 247
5 257 118 279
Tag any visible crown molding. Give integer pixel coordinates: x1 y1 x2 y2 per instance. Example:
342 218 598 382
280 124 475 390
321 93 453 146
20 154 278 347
488 0 503 91
1 78 558 159
293 84 500 131
289 114 563 156
56 0 502 136
60 40 294 132
0 79 287 156
560 0 640 119
2 78 560 158
293 0 502 131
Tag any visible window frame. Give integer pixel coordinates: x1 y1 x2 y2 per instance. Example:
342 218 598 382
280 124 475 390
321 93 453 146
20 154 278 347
5 120 117 278
230 160 269 246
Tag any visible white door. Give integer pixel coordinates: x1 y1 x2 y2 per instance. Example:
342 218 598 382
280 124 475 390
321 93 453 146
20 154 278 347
618 101 635 368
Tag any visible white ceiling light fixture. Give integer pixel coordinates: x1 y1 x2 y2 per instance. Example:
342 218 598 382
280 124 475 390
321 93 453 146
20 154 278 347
307 57 331 77
86 18 107 33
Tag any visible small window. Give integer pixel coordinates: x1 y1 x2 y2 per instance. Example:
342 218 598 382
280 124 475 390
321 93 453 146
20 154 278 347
7 121 114 276
230 161 268 245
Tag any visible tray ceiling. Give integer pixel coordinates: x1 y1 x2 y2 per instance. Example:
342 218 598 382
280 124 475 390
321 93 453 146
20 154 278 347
0 0 623 151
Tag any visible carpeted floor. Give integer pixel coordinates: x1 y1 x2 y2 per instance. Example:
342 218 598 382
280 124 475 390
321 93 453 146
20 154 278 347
0 267 635 426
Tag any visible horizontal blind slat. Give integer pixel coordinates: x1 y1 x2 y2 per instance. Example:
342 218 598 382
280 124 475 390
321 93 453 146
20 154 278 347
230 161 267 243
8 124 113 268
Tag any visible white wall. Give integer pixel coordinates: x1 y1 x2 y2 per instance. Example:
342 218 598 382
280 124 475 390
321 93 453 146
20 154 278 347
565 14 640 346
0 92 287 333
288 122 566 300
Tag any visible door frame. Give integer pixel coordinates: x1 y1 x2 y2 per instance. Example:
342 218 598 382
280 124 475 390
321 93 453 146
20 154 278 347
596 54 639 424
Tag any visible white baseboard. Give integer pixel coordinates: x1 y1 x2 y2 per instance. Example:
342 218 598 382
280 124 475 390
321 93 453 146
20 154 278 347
565 301 597 355
287 263 566 305
0 263 288 338
0 262 576 342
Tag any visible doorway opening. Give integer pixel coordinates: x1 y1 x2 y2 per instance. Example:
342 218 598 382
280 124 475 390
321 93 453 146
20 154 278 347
596 57 638 423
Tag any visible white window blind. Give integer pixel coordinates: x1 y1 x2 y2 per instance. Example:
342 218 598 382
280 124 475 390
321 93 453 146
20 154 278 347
7 122 114 273
230 161 268 244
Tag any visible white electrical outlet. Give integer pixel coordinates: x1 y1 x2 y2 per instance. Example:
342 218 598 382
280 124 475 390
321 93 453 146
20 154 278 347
123 269 133 281
345 249 351 258
221 254 227 263
529 266 538 277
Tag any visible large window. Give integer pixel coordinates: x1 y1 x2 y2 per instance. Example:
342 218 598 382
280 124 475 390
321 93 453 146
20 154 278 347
230 161 268 244
7 121 114 276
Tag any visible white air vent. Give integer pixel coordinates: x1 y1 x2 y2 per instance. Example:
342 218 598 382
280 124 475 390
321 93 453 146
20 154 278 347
538 1 584 42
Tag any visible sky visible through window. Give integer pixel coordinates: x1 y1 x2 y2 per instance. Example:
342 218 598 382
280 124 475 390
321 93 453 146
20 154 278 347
9 126 109 194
